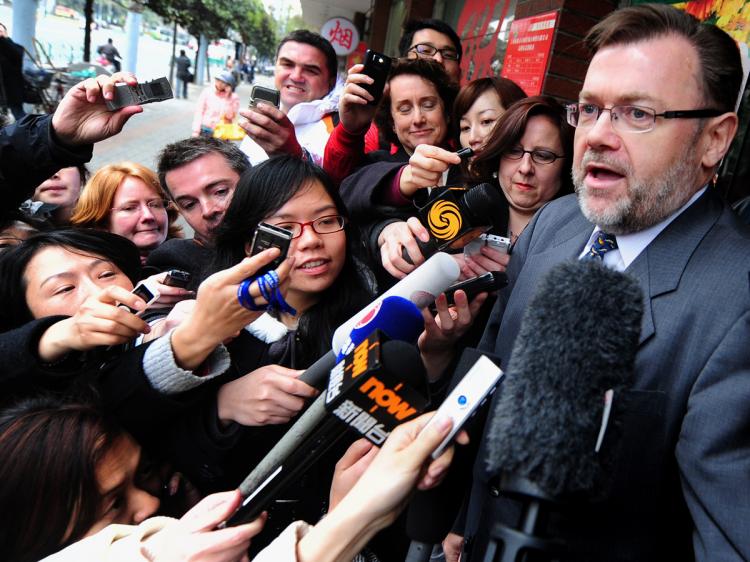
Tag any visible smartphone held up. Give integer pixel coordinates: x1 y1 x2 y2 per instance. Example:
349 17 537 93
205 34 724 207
249 85 281 109
249 222 293 276
361 50 392 105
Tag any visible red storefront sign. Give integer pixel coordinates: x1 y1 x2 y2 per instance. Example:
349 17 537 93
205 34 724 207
500 11 558 95
456 0 514 84
346 41 368 69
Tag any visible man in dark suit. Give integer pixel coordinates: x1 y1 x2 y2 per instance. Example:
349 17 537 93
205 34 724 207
448 5 750 561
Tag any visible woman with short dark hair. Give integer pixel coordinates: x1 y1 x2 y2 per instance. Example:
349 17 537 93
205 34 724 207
456 95 574 279
470 95 574 241
339 59 464 283
453 77 527 160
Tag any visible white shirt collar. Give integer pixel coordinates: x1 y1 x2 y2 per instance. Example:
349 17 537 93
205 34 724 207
581 186 707 271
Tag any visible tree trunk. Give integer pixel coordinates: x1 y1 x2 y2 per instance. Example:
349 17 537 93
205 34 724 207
169 20 177 83
83 0 94 62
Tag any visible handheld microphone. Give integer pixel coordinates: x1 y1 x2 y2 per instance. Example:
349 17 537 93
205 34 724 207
472 260 643 562
299 296 426 390
297 350 338 389
335 295 424 360
332 252 460 352
226 330 429 527
402 183 508 264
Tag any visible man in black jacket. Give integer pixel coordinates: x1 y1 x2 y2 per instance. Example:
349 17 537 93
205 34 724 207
0 22 25 120
0 71 143 212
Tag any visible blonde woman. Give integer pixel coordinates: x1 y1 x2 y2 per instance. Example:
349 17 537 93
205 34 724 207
71 162 182 264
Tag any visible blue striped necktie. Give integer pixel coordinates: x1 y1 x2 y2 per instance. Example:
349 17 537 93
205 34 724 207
582 232 618 261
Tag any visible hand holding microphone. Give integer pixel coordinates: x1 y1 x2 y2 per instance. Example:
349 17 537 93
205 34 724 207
401 183 508 266
378 217 432 278
399 145 463 198
216 364 318 427
226 333 430 526
471 260 643 562
331 252 460 355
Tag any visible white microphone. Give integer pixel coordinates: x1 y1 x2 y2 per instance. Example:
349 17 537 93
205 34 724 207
332 252 460 352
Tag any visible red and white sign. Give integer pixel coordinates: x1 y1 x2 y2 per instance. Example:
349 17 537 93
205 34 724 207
321 17 360 56
501 11 558 96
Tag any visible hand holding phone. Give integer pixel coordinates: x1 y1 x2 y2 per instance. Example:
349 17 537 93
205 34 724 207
361 50 392 106
249 85 281 109
441 271 508 306
464 234 512 257
163 269 192 289
423 355 504 459
119 278 161 316
105 77 173 110
250 223 293 276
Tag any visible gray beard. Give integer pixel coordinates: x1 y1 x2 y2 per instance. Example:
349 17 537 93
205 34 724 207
572 148 698 235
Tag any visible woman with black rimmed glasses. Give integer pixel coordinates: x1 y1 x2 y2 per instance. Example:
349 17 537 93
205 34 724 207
463 96 574 277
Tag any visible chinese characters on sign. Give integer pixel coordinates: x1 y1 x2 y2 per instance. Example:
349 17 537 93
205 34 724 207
332 399 389 444
500 11 558 96
321 17 360 56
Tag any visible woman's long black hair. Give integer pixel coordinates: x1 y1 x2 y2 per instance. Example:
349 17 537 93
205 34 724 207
0 228 142 333
208 156 374 366
0 396 126 562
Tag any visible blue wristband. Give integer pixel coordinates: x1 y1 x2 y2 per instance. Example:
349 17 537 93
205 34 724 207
237 278 266 311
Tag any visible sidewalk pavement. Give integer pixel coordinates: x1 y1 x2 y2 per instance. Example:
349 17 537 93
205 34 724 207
88 74 274 172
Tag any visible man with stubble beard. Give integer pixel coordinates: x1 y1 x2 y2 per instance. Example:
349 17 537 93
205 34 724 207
444 5 750 561
146 137 249 277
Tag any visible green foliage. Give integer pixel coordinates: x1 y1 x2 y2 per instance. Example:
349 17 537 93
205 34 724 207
145 0 277 57
285 13 316 33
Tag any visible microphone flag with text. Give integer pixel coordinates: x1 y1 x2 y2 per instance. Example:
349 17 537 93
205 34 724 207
335 295 425 361
403 183 508 264
471 260 643 562
225 329 429 527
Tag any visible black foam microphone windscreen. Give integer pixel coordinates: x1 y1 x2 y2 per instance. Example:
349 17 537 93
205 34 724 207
485 260 643 497
463 183 508 231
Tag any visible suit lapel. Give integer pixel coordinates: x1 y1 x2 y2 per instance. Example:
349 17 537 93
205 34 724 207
625 190 723 346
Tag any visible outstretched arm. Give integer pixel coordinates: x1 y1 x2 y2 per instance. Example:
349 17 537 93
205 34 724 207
51 71 143 146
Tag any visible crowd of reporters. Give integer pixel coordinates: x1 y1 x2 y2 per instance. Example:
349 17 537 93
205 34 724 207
1 4 749 561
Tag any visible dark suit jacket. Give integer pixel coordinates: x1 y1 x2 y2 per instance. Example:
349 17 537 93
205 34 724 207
462 190 750 561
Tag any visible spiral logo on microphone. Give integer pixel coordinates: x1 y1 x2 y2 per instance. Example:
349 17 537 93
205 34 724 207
428 201 462 240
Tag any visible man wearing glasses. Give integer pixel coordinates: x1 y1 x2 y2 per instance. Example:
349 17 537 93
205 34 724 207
399 19 463 84
446 4 750 562
326 18 463 176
